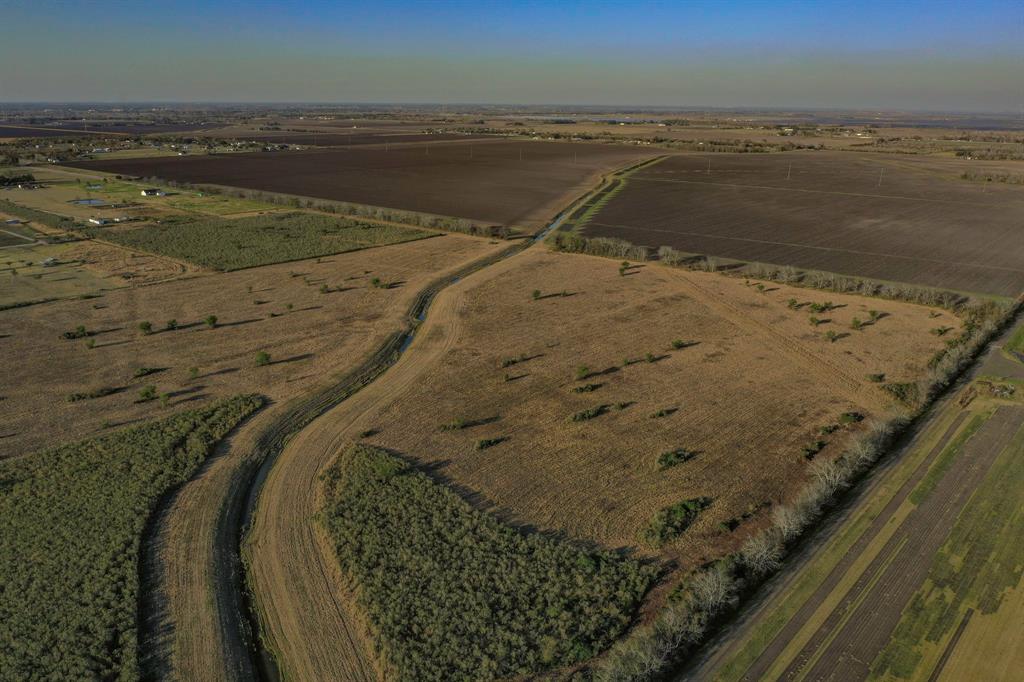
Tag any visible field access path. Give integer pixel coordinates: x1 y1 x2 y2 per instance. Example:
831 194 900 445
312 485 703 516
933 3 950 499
683 317 1024 682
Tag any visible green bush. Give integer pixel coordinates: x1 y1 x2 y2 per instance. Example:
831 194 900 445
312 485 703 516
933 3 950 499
320 446 654 679
643 497 712 547
0 395 262 680
61 325 90 340
255 351 271 367
570 405 607 422
658 449 696 470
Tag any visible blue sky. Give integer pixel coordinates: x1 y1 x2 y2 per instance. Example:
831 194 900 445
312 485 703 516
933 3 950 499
1 0 1021 110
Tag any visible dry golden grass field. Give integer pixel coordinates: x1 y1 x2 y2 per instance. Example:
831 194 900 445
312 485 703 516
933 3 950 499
246 245 956 680
359 249 955 566
0 233 502 457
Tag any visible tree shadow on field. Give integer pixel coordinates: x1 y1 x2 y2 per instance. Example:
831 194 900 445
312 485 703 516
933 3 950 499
580 366 620 381
97 339 131 349
168 385 204 398
198 367 238 379
172 393 209 406
271 353 314 366
217 318 262 329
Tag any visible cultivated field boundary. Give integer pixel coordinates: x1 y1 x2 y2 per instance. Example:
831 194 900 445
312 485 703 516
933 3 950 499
542 215 1023 679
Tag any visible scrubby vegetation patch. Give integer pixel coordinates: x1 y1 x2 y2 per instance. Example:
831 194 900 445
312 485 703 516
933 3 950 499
0 395 262 680
320 445 655 679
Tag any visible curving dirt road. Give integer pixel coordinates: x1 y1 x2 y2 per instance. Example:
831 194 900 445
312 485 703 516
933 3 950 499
245 251 513 680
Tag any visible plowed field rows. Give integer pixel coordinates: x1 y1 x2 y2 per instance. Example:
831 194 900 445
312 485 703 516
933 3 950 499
582 152 1024 297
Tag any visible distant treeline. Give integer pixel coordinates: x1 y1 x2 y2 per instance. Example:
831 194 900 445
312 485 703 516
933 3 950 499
0 172 35 187
960 170 1024 185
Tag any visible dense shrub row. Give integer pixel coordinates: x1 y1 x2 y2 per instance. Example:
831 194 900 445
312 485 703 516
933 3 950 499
0 394 262 680
137 177 513 238
81 212 427 270
320 445 656 681
0 172 35 187
549 232 650 261
593 296 1018 680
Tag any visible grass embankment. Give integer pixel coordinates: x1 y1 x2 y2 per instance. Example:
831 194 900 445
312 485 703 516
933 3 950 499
320 445 655 680
1004 324 1024 364
0 395 262 680
81 212 429 271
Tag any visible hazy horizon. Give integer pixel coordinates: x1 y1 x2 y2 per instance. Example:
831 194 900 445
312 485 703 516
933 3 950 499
1 0 1022 112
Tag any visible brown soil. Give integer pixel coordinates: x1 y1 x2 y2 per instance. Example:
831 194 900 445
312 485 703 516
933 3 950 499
64 140 658 232
582 151 1024 297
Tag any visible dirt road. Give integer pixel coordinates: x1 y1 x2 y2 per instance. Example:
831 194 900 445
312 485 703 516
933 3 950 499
245 252 508 680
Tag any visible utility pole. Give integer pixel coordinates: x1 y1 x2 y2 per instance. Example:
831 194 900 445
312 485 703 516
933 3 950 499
707 158 711 175
787 163 792 180
877 167 884 188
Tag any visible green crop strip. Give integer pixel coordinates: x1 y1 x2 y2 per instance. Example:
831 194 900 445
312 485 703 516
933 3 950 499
80 212 429 271
870 421 1024 680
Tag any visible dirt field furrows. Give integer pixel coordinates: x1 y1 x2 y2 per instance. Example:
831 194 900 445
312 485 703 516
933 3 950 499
244 244 951 681
774 406 1023 682
582 152 1024 297
65 141 658 232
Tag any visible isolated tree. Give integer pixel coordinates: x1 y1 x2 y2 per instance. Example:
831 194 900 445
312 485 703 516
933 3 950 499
138 321 153 335
204 315 217 328
255 351 271 367
165 319 178 330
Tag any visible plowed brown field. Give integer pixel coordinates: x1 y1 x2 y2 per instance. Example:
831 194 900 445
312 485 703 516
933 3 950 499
581 152 1024 297
65 141 658 232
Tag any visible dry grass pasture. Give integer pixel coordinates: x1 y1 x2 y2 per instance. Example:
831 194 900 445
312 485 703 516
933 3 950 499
356 249 955 569
246 245 956 682
0 233 503 458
